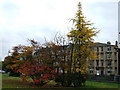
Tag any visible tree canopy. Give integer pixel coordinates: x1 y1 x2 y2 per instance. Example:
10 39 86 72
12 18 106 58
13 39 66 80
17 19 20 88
67 2 98 73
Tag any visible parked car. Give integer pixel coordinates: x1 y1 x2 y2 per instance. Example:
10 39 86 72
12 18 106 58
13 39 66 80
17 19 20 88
0 70 5 73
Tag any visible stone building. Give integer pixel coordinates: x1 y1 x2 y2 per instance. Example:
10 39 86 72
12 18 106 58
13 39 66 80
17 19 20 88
89 42 118 76
33 41 119 76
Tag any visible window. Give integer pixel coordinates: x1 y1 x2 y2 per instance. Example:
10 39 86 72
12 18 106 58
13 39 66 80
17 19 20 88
97 47 99 52
101 54 104 59
96 60 99 66
53 62 59 66
107 68 111 73
106 54 111 59
90 61 94 66
108 61 111 65
101 47 103 52
106 60 111 66
108 71 111 73
96 67 99 70
101 61 104 66
107 47 111 51
89 69 94 73
115 67 117 70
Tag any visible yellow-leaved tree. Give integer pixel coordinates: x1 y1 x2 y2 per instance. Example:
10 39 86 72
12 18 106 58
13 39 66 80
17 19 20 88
67 2 98 75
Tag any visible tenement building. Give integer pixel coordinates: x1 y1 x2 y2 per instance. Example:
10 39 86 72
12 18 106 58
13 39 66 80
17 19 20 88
89 42 118 76
33 41 119 76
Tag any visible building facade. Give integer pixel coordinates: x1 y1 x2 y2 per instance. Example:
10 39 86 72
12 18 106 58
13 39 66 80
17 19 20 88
34 41 119 76
89 42 118 76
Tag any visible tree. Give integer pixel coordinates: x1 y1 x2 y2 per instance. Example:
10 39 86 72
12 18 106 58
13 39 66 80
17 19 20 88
16 60 56 86
3 40 58 86
67 2 98 86
3 40 40 76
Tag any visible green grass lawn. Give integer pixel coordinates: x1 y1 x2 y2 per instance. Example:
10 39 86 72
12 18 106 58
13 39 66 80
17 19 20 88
86 81 120 88
2 73 120 88
2 73 30 88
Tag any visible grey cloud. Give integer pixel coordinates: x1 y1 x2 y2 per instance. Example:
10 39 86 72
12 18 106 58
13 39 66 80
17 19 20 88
84 2 118 43
1 25 60 60
0 1 118 61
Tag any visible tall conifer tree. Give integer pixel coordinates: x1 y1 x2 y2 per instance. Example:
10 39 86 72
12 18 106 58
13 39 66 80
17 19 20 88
67 2 98 73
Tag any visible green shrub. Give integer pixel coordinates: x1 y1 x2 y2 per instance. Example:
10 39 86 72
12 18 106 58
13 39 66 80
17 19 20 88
55 72 87 87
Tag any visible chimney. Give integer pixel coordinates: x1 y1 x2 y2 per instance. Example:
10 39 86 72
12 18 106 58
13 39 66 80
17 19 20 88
107 41 111 45
115 41 118 46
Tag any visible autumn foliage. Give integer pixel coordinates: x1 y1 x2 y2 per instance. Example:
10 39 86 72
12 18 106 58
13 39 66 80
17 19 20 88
16 60 56 86
3 2 98 87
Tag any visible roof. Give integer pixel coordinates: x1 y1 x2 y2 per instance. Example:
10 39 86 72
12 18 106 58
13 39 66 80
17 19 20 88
94 42 115 47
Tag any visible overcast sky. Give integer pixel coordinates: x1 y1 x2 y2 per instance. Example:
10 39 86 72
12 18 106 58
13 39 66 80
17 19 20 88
0 0 119 61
